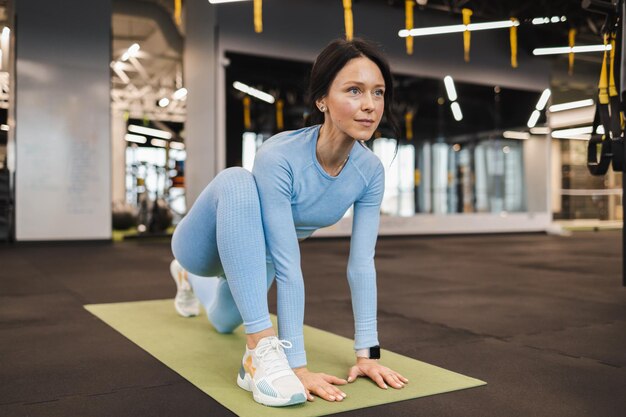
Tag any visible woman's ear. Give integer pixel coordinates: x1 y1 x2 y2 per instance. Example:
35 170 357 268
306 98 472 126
316 100 327 112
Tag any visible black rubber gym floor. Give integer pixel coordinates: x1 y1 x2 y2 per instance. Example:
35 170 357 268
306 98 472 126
1 230 625 416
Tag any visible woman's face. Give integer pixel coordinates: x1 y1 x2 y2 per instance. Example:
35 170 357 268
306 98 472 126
317 56 385 141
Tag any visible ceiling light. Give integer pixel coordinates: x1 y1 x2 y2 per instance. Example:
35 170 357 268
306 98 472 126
208 0 251 3
151 138 168 148
173 87 188 100
122 43 140 61
527 110 541 128
233 81 275 104
548 99 594 112
503 131 530 140
169 141 185 150
125 134 147 144
158 97 170 107
1 27 10 43
530 126 551 135
398 19 519 38
0 124 8 131
533 44 611 55
450 102 463 121
128 124 172 140
443 76 457 101
535 89 551 111
551 126 592 139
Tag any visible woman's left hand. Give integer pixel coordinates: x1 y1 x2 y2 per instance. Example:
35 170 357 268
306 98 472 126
347 358 409 389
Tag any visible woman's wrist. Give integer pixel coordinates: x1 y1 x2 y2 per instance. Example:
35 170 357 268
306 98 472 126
356 357 379 364
292 366 309 375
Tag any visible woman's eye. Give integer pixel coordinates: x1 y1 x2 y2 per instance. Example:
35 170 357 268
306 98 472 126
348 87 360 94
374 89 385 96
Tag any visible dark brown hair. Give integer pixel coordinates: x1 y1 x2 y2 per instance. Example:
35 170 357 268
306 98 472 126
306 38 400 139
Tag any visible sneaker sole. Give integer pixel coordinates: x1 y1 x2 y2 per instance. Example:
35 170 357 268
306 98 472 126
237 368 306 407
170 261 200 318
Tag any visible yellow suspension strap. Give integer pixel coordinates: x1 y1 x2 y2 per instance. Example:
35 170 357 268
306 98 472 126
174 0 182 26
405 111 414 140
608 29 624 171
254 0 262 33
509 17 518 68
405 0 414 55
609 31 621 135
343 0 353 41
243 96 251 130
587 32 613 176
276 99 284 131
568 28 576 75
462 8 472 62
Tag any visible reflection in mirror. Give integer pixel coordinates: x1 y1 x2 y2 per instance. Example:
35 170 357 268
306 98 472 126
226 52 541 218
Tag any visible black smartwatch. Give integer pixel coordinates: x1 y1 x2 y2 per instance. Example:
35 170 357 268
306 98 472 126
356 345 381 359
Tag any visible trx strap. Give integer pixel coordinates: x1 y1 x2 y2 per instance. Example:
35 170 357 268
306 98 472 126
587 13 624 175
587 103 613 175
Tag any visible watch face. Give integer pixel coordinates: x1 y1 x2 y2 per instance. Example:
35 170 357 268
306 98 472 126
370 345 381 359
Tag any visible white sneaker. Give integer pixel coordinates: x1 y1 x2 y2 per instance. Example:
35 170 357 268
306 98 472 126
237 336 307 407
169 259 200 317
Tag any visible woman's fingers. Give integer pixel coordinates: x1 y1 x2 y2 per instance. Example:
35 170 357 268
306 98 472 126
387 373 404 389
371 372 388 389
322 373 348 385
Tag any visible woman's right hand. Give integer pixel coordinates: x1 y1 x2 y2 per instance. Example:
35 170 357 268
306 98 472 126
293 367 348 402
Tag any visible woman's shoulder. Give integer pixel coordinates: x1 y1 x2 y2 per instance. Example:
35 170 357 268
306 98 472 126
259 125 318 152
352 141 384 179
254 125 318 170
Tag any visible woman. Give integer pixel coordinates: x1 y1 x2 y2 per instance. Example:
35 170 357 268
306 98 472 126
170 38 408 408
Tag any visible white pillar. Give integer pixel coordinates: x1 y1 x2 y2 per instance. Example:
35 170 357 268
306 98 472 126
184 0 219 207
15 0 111 240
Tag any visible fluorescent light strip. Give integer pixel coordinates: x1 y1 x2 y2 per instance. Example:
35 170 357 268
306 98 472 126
122 43 140 61
128 124 172 140
208 0 251 3
548 99 594 112
443 76 457 101
158 98 170 107
173 87 187 100
233 81 275 104
535 89 551 111
533 44 611 55
532 16 567 25
169 141 185 150
399 19 519 38
503 131 530 140
151 138 168 148
125 134 147 144
530 127 550 135
527 110 541 128
551 126 593 139
450 102 463 121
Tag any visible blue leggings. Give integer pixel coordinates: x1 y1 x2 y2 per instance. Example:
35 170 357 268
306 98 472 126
171 167 275 334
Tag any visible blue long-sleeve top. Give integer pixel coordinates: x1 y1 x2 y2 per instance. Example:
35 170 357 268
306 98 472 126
252 124 384 368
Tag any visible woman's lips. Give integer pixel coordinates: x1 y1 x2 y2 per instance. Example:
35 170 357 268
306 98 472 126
355 119 375 127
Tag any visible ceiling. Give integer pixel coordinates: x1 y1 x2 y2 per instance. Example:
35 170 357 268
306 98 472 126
111 0 620 125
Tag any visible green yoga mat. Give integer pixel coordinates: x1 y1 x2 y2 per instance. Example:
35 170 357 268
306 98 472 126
85 300 486 416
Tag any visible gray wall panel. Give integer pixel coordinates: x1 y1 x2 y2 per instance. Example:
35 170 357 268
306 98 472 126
15 0 111 240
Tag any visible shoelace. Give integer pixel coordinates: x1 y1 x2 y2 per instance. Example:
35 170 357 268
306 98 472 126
255 338 293 375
